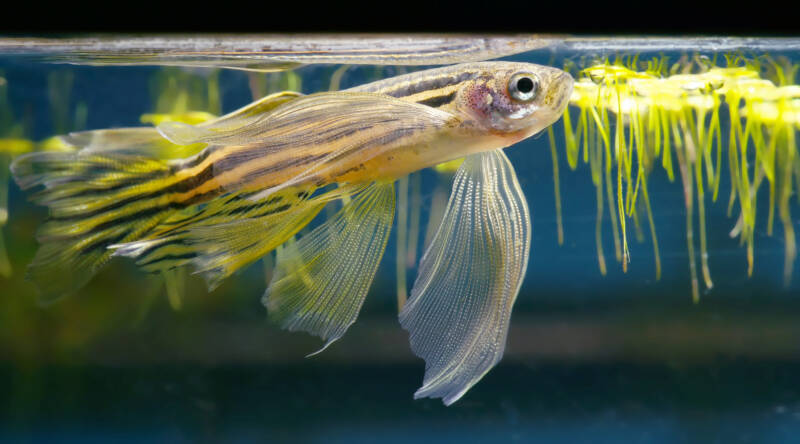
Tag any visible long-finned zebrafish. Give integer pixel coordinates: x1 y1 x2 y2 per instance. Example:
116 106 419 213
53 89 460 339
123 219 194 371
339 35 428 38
11 61 574 405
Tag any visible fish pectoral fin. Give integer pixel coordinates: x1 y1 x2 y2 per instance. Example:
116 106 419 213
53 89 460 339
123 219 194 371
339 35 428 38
263 181 395 350
156 91 303 146
399 150 531 406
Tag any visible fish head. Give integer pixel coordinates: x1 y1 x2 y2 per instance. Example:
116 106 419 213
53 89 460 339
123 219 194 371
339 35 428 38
454 62 574 139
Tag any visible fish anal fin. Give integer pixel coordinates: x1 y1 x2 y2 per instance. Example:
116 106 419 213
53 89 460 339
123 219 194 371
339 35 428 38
111 185 326 289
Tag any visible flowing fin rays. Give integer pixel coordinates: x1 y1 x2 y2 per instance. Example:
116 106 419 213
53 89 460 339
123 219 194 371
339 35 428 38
156 91 303 145
400 149 531 405
263 182 395 352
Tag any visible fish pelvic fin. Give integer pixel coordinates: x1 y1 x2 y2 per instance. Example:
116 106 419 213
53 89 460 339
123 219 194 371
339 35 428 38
11 149 184 304
263 181 395 349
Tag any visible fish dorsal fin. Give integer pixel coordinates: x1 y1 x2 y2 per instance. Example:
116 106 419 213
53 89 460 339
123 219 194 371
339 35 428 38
155 122 200 146
61 127 205 159
63 127 164 152
157 91 302 145
263 181 395 352
399 149 531 405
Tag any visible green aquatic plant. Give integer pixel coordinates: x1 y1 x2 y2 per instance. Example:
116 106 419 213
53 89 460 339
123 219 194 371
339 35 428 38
248 69 302 100
48 70 87 135
0 73 35 277
150 67 221 116
552 55 800 302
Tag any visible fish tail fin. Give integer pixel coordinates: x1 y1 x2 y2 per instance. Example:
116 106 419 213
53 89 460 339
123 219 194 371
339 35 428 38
11 150 179 303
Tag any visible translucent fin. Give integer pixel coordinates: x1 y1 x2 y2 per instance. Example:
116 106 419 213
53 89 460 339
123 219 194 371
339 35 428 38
10 151 176 302
64 127 165 151
156 122 200 146
62 127 205 159
399 150 531 406
111 184 329 288
185 190 326 289
198 91 301 131
157 91 302 145
263 182 395 349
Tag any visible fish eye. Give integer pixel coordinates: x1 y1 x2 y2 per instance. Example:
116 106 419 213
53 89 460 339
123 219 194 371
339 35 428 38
508 73 539 102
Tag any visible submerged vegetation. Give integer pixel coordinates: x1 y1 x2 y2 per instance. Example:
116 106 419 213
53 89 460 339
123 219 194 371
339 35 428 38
549 55 800 301
0 70 83 278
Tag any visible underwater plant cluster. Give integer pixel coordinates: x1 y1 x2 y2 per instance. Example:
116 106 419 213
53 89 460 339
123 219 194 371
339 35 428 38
552 55 800 301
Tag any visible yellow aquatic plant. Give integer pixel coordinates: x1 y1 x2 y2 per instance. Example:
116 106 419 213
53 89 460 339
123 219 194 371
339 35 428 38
552 55 800 302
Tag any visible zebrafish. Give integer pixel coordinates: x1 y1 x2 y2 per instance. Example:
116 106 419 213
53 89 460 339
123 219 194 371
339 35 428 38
11 61 573 405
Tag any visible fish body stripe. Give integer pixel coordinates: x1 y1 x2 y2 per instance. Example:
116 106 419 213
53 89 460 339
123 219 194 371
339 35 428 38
416 90 458 108
176 65 483 195
355 69 478 101
52 66 481 239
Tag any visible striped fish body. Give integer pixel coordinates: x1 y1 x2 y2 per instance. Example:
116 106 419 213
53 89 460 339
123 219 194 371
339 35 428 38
162 62 572 198
11 61 572 300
